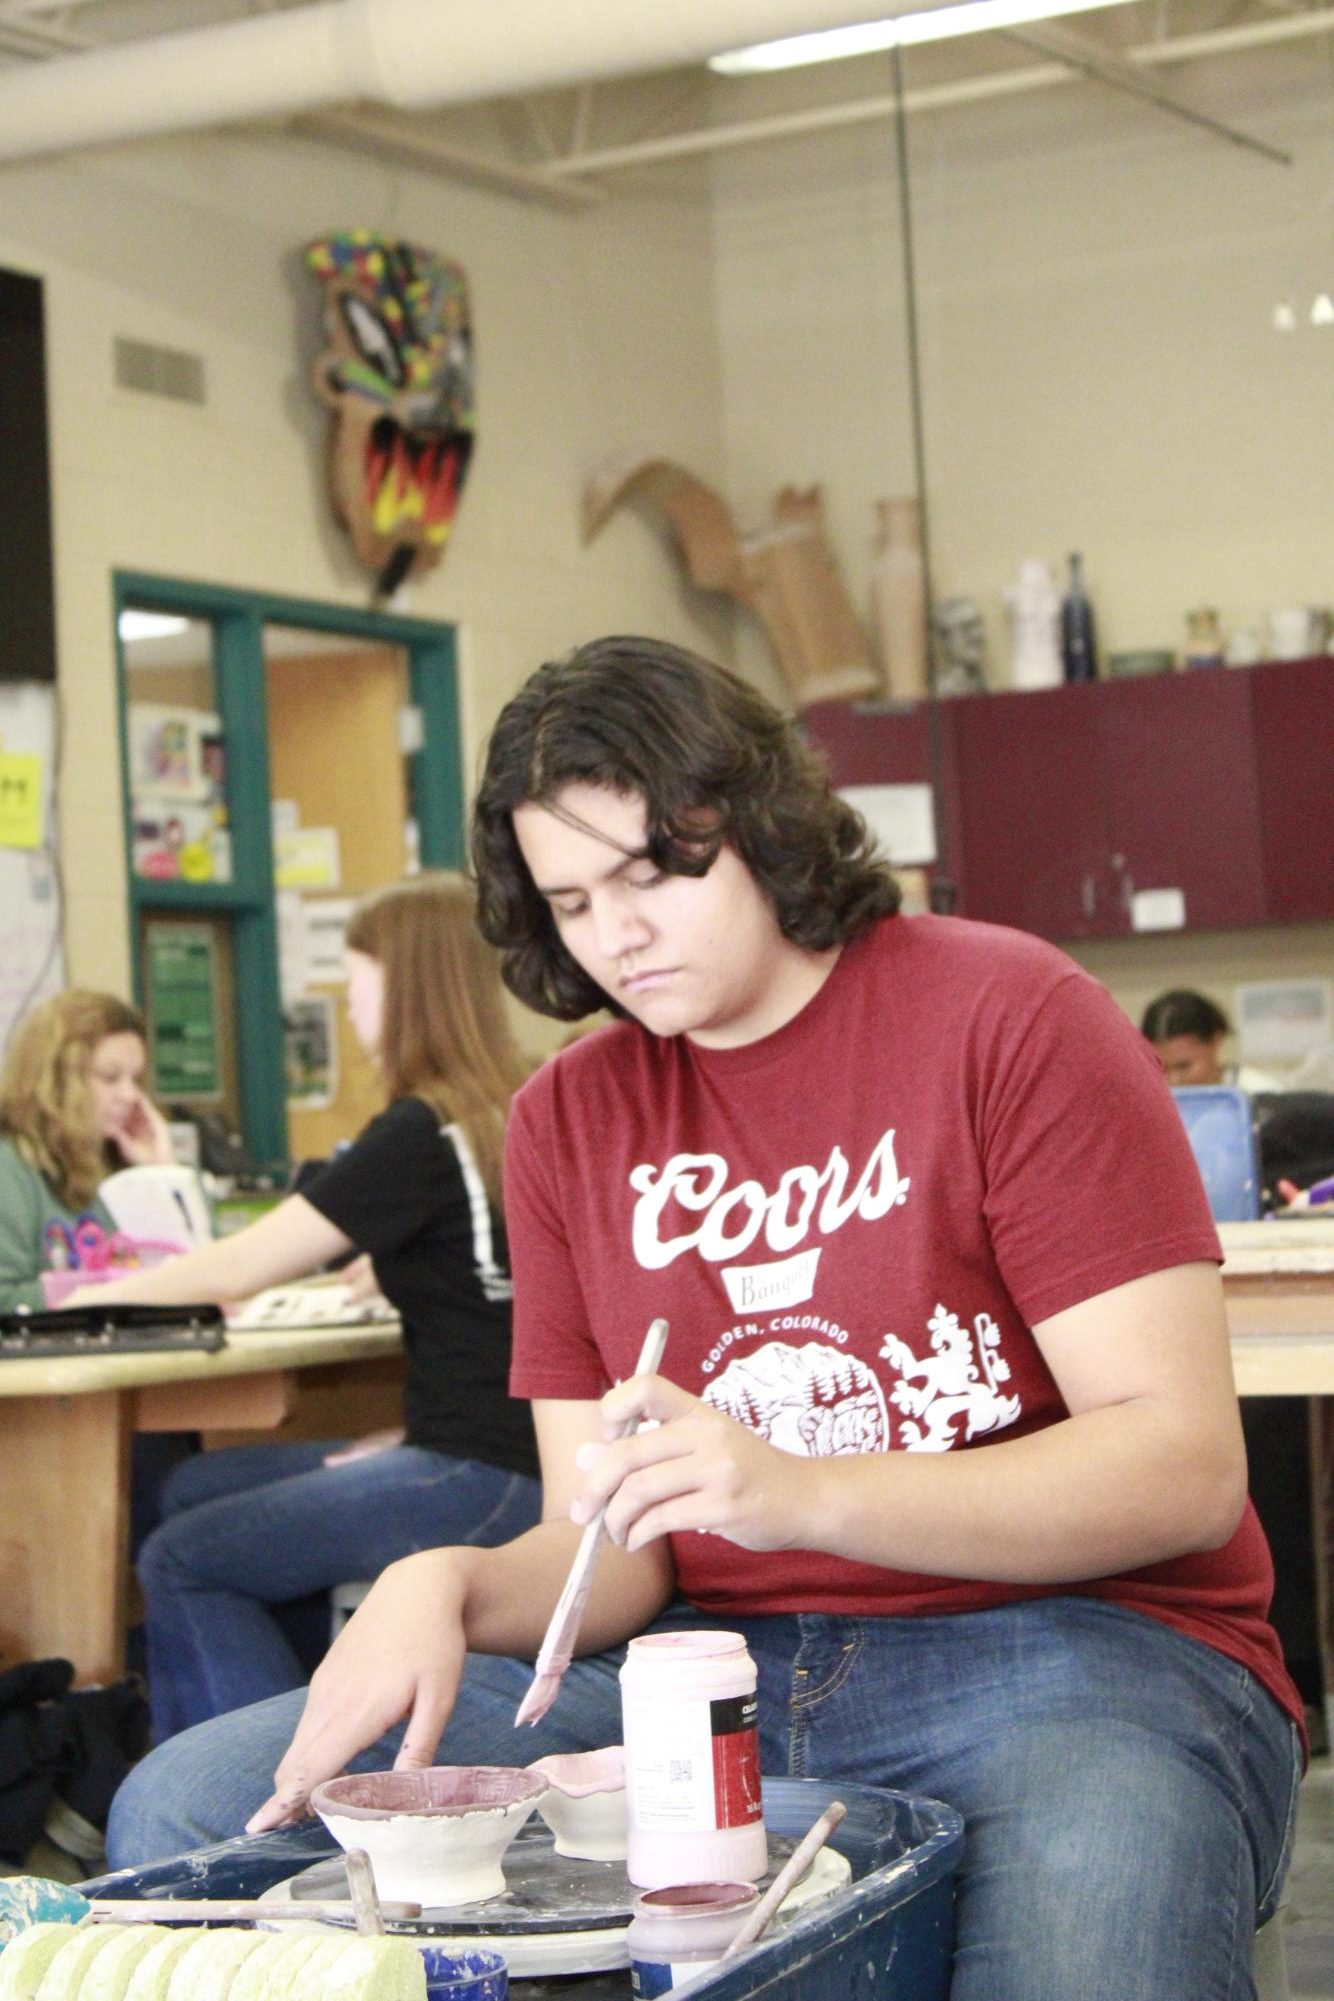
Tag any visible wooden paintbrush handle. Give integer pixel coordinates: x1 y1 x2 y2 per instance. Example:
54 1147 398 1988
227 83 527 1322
88 1897 421 1922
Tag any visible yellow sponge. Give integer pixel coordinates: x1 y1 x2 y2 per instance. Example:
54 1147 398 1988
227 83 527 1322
74 1930 169 2001
119 1930 201 2001
0 1925 82 2001
33 1928 125 2001
163 1930 268 2001
318 1938 426 2001
227 1934 330 2001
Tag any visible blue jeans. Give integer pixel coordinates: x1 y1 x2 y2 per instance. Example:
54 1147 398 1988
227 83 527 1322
109 1594 1298 1998
136 1439 541 1741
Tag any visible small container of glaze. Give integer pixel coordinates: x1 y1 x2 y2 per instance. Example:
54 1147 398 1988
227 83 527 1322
627 1880 760 1997
620 1630 767 1889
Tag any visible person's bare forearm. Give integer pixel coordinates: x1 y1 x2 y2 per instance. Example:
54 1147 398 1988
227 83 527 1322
793 1396 1245 1583
452 1516 675 1661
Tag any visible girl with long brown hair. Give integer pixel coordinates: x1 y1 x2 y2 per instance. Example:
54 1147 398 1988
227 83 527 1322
77 873 541 1740
0 988 175 1313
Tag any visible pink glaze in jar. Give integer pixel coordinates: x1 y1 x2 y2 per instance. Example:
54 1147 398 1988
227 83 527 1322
620 1630 767 1889
627 1880 760 1997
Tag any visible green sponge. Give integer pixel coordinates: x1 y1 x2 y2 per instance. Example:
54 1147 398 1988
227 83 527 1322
33 1926 125 2001
160 1931 267 2001
119 1930 203 2001
318 1937 426 2001
225 1934 330 2001
0 1925 83 2001
74 1930 169 2001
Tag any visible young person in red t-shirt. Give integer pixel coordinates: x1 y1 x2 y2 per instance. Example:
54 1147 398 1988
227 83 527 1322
110 638 1300 2001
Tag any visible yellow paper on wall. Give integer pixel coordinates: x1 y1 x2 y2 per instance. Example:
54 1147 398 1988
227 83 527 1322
0 750 43 848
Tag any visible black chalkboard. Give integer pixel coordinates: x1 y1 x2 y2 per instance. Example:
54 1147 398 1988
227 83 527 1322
0 267 57 683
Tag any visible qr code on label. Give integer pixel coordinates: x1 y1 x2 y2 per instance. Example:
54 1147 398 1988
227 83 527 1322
669 1758 692 1783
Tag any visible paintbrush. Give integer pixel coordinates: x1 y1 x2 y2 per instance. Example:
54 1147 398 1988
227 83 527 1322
720 1801 847 1959
514 1316 669 1728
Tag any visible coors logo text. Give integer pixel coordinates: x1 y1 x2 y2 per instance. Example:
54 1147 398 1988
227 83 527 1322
628 1130 909 1270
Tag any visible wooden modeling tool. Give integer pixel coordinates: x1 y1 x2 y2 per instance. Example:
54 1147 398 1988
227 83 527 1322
0 1874 421 1944
515 1316 670 1729
343 1850 386 1936
720 1801 848 1960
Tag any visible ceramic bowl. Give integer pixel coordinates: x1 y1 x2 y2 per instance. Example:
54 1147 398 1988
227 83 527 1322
309 1766 549 1906
527 1746 628 1861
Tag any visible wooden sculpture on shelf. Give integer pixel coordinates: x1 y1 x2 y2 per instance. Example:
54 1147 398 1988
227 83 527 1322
583 455 882 710
306 231 475 603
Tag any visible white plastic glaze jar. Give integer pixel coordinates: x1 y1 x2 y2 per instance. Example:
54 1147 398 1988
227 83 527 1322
620 1630 767 1889
627 1880 760 1998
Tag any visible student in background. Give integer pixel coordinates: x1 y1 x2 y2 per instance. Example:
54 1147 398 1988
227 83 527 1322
0 990 186 1555
0 988 175 1314
71 874 541 1740
1141 987 1279 1094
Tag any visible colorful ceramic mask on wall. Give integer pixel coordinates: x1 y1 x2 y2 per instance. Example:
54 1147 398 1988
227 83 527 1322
306 231 475 600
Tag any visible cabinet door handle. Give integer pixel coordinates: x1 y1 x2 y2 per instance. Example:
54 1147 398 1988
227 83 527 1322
1082 872 1097 919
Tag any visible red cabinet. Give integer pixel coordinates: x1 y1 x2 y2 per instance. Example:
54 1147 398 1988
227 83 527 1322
1250 657 1334 924
1098 670 1266 934
806 660 1331 942
948 683 1106 937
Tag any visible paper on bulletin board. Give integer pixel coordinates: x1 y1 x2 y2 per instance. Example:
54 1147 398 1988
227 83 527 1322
145 924 222 1100
274 825 341 890
276 889 307 1005
0 684 64 1055
302 897 353 985
0 751 43 849
1236 979 1333 1066
284 994 338 1108
838 784 937 866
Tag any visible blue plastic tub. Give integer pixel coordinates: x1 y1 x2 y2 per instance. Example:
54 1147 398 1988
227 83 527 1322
1172 1085 1262 1222
83 1776 962 2000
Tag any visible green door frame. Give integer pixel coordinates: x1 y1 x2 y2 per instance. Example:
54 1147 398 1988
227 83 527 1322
115 571 464 1169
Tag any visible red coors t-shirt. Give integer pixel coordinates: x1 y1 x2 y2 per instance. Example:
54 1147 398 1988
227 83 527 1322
507 913 1301 1733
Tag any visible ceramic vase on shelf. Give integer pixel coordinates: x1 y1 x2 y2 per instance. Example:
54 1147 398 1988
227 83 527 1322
1183 606 1225 669
870 496 929 702
1060 551 1098 683
1003 559 1063 690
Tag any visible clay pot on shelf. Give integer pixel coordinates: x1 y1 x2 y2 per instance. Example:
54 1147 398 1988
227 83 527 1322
870 496 929 702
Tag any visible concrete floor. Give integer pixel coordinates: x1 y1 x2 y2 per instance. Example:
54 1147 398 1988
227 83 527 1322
1286 1752 1334 1999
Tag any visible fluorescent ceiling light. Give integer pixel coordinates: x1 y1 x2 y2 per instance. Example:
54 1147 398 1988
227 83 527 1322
118 609 191 642
711 0 1141 73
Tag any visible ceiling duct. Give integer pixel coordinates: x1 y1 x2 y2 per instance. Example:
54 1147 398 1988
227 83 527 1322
0 0 916 166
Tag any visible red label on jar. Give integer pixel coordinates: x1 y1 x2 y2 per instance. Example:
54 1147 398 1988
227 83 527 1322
709 1691 762 1828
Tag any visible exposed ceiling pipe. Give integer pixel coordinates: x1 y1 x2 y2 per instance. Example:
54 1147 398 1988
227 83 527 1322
0 0 914 166
539 6 1333 175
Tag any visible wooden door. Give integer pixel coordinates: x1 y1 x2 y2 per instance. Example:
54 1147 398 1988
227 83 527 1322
265 643 411 1164
949 683 1108 939
1099 671 1266 935
1251 658 1334 924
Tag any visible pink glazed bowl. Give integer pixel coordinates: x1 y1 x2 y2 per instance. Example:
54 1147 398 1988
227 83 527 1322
527 1746 628 1862
310 1767 549 1906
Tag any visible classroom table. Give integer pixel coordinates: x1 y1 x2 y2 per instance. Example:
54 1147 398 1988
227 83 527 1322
0 1317 404 1684
1218 1219 1334 1732
4 1230 1334 1690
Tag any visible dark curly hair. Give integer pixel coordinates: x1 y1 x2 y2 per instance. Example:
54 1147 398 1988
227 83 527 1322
471 635 901 1020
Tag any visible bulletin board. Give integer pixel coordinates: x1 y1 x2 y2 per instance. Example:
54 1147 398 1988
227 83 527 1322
0 681 63 1055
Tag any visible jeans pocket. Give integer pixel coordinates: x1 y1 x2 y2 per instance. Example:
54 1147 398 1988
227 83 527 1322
1256 1719 1303 1924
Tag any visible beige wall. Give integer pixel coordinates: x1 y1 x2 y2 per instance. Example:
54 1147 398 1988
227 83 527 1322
710 42 1334 683
1066 920 1334 1073
3 58 1329 1036
0 127 727 1002
708 42 1333 1010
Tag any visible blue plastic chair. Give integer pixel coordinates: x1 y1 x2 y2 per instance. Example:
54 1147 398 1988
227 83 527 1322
1171 1086 1262 1222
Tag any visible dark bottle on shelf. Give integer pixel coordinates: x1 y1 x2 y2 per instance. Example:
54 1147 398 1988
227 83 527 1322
1060 551 1098 683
